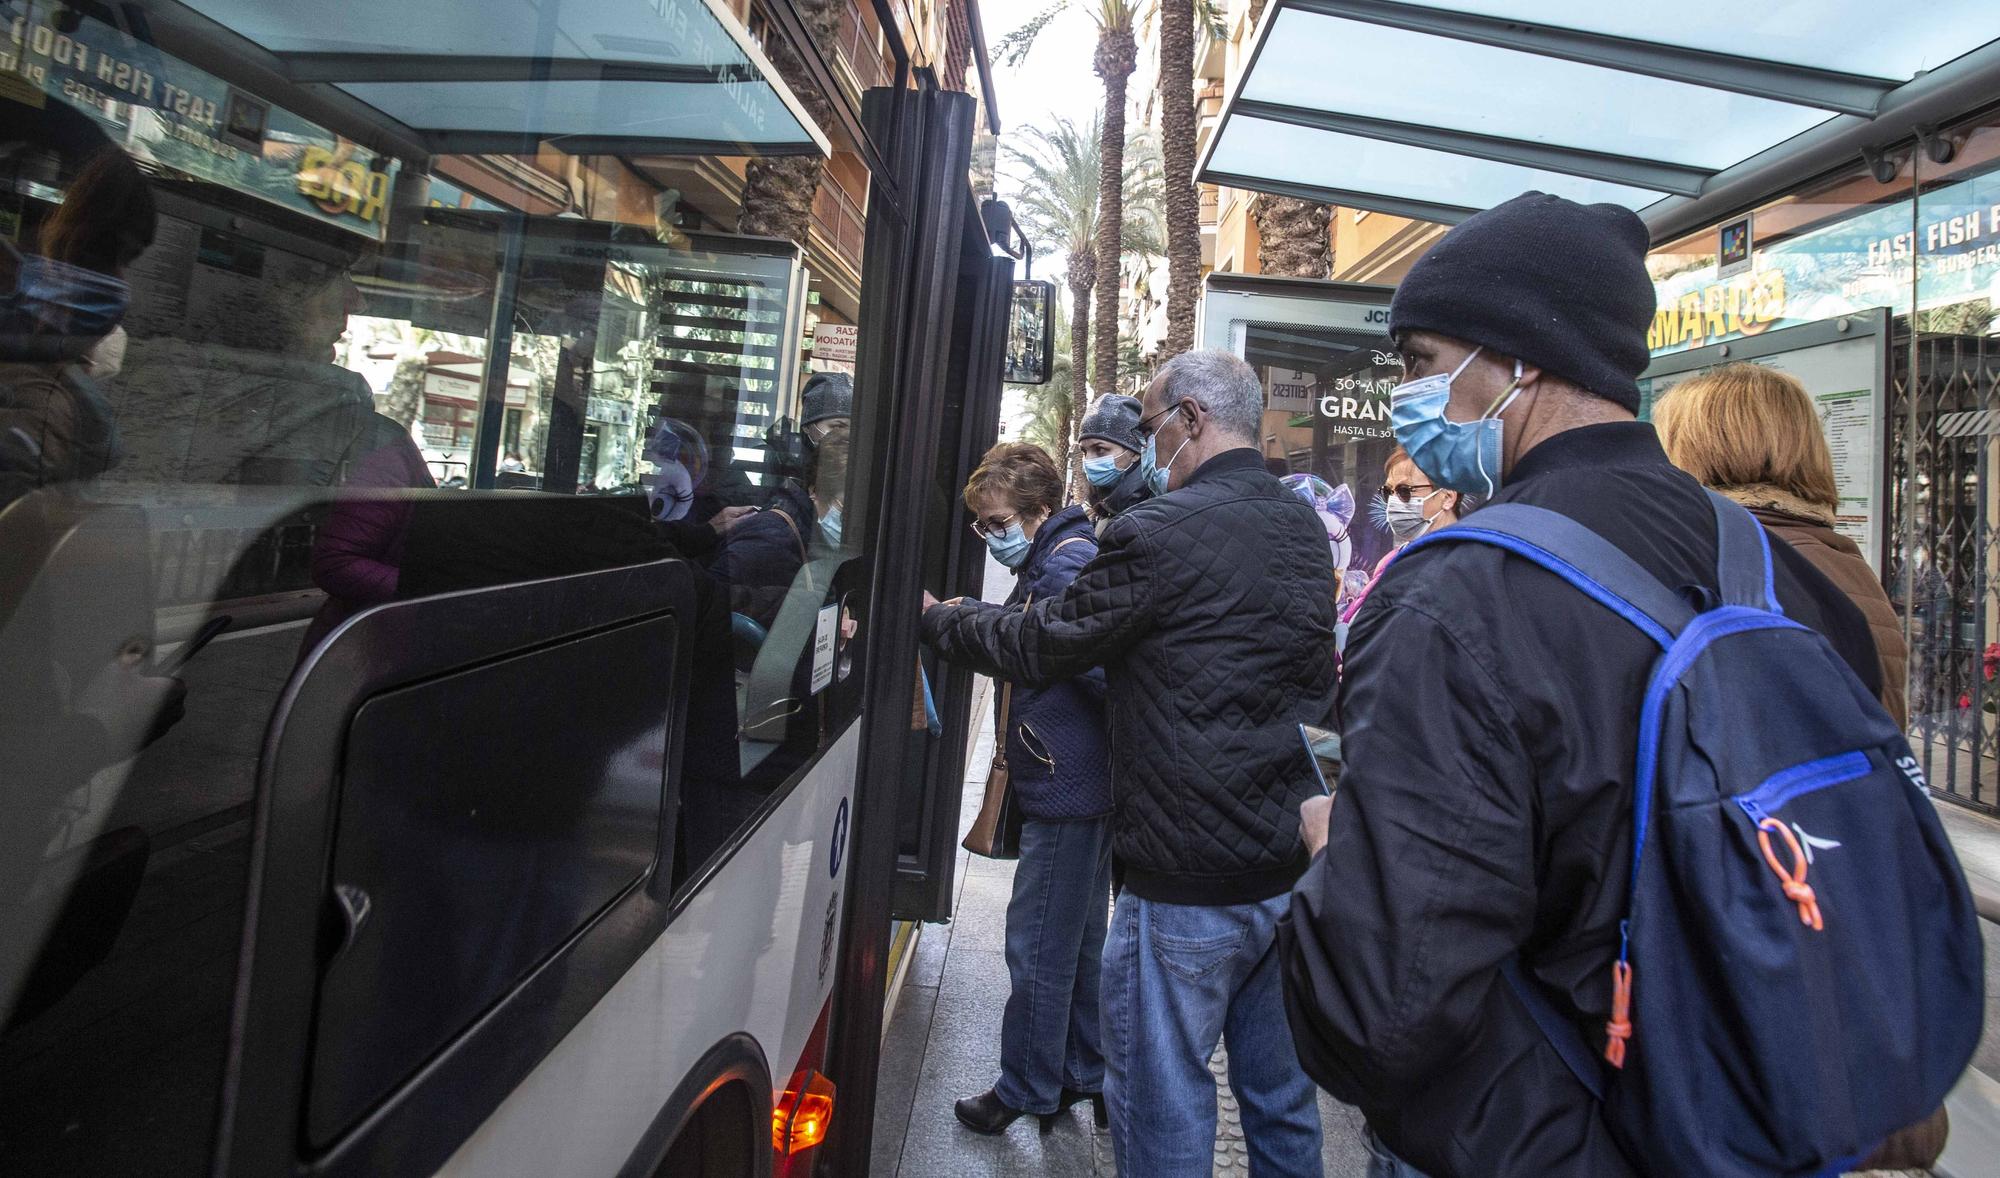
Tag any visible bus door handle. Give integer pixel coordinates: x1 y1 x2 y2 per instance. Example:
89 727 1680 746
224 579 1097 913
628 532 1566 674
320 882 372 971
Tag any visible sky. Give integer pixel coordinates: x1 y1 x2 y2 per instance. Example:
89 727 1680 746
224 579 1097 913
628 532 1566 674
986 4 1106 288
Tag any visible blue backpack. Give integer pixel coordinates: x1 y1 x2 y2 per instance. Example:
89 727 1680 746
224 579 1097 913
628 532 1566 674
1407 493 1984 1177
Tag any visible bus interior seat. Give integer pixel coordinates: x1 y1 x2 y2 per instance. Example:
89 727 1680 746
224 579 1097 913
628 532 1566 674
736 555 842 778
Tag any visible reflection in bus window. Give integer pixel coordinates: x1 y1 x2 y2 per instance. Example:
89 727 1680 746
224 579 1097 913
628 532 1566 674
0 8 871 1168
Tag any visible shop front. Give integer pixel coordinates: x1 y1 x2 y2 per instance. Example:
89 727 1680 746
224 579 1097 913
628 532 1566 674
1644 109 2000 813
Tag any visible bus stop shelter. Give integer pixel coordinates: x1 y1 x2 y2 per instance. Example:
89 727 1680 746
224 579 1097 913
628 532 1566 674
1195 0 2000 242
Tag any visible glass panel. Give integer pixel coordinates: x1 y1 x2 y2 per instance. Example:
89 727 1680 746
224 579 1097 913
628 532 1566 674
1250 11 1831 170
1905 111 2000 813
186 0 746 65
183 0 823 149
1207 116 1665 213
1242 328 1407 614
341 79 811 147
1406 1 2000 80
0 0 862 1168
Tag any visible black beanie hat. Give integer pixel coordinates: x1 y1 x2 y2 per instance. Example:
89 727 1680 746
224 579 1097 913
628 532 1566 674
801 371 854 428
1078 394 1143 453
1387 192 1656 413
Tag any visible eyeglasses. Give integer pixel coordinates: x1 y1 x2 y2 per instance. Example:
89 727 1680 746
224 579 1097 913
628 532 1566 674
969 512 1018 539
1386 482 1436 503
1135 399 1191 441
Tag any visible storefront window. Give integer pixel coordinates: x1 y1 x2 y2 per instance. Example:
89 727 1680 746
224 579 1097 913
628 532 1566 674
1643 119 2000 814
1904 110 2000 810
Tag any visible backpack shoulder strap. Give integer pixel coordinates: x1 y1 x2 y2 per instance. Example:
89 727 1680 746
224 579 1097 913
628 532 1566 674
1050 535 1092 557
1404 503 1694 648
1708 491 1782 613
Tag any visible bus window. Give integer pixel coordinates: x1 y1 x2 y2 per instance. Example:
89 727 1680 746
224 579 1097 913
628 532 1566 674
0 0 871 1169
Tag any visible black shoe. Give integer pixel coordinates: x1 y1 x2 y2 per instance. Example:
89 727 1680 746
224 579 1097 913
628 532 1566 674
1058 1086 1108 1128
954 1089 1031 1135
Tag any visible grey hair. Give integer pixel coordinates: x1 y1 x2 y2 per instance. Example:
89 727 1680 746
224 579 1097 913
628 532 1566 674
1158 349 1263 441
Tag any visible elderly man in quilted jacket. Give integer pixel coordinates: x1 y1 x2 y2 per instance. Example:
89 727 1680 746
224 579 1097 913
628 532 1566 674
922 348 1338 1177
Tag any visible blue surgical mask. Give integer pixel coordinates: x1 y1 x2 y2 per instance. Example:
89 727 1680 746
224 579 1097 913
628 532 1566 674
1140 429 1191 496
985 522 1032 568
819 503 843 547
1094 459 1152 517
2 243 131 340
1389 347 1525 498
1083 453 1126 487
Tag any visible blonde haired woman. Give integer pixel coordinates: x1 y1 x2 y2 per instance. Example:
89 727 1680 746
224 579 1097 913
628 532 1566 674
1654 361 1908 725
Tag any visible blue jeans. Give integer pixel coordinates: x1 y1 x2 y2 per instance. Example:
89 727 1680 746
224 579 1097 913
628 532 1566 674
1101 892 1323 1176
994 816 1113 1114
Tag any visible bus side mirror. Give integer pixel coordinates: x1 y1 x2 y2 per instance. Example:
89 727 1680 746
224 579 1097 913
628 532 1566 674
1003 280 1056 386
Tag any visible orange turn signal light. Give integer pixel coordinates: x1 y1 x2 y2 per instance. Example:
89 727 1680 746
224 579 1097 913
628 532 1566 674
773 1071 836 1155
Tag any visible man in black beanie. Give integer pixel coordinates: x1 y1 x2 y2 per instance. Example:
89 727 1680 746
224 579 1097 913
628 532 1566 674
1276 193 1882 1177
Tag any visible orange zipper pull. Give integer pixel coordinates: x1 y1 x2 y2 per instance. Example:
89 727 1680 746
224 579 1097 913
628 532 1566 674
1604 959 1633 1069
1756 817 1824 931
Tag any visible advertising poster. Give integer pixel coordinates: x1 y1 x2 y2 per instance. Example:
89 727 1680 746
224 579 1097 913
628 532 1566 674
1649 170 2000 357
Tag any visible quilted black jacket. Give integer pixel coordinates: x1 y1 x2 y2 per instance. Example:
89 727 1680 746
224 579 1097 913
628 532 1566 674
923 448 1340 904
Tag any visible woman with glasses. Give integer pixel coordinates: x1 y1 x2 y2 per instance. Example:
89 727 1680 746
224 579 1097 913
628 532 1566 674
1341 446 1477 640
952 441 1114 1138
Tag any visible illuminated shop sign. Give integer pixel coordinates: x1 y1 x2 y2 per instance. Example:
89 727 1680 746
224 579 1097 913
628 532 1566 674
1651 171 2000 355
2 6 399 240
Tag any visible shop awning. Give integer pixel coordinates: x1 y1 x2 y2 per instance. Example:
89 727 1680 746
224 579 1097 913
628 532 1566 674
1196 1 2000 238
168 0 830 158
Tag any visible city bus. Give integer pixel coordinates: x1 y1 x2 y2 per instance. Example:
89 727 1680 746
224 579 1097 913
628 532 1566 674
0 1 1039 1174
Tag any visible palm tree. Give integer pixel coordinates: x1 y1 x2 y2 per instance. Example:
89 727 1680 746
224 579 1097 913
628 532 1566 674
1254 195 1333 277
998 1 1141 401
1006 116 1100 492
736 0 841 246
1158 2 1228 355
1005 117 1164 493
1016 305 1077 457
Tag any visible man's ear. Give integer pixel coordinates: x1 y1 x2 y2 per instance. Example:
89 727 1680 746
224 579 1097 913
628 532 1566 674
1182 399 1204 439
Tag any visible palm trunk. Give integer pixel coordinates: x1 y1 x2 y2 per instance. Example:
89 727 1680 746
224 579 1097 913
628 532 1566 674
736 0 841 245
1091 28 1138 400
1253 194 1332 278
1066 249 1097 500
1159 0 1200 356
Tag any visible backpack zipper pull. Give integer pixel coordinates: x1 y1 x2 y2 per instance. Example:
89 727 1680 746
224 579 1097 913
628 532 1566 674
1755 817 1824 930
1605 957 1633 1069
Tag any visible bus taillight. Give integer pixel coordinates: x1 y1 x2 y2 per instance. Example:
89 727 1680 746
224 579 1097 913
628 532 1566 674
772 1070 835 1155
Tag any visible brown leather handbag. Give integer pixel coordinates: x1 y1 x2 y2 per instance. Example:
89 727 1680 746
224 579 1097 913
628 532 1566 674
961 678 1023 858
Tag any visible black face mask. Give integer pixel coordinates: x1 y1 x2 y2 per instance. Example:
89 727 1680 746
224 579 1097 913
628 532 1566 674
1092 456 1153 518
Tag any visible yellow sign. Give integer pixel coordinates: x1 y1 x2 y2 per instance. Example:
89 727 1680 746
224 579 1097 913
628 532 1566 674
295 144 391 226
1648 269 1788 352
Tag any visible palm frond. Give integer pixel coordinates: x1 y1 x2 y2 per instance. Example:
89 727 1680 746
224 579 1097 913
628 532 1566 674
994 1 1069 68
1194 0 1229 44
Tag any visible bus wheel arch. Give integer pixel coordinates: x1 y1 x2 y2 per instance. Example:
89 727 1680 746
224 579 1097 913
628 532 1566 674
617 1033 773 1178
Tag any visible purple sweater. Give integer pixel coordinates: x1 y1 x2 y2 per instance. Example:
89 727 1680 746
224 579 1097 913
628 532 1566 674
302 428 434 652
